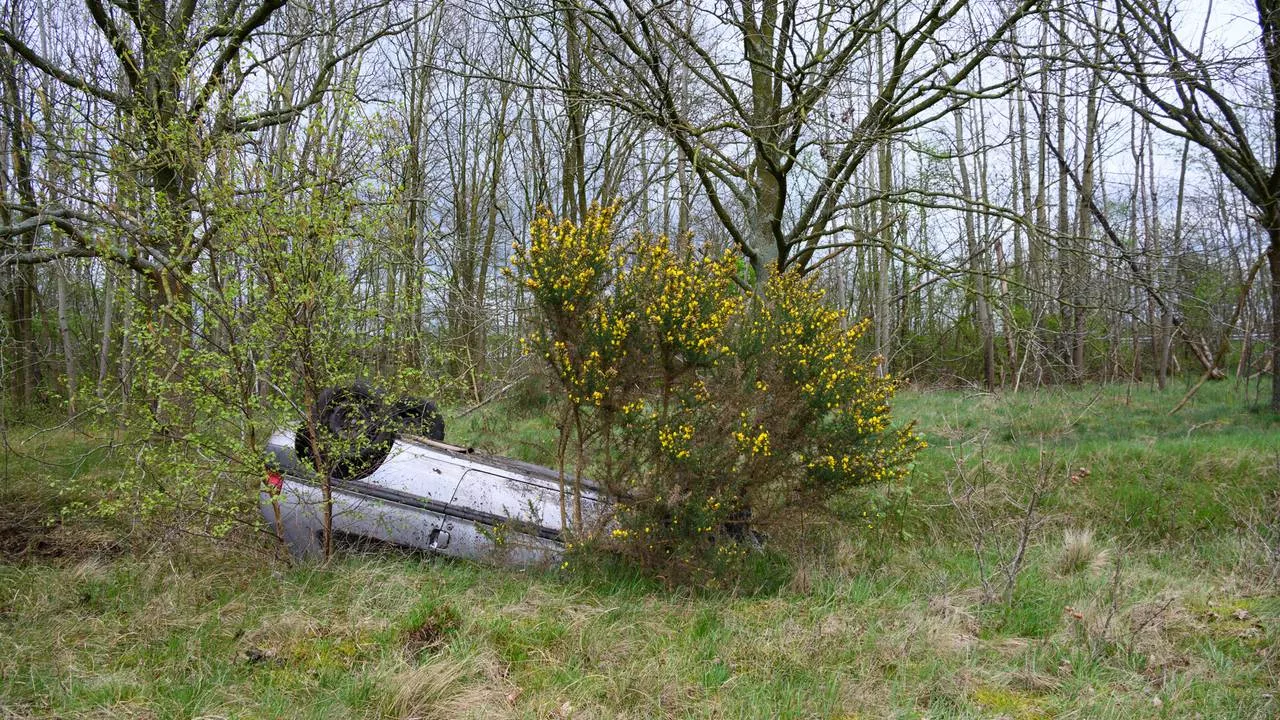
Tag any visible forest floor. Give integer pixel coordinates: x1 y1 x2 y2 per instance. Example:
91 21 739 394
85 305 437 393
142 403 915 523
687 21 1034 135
1 380 1278 719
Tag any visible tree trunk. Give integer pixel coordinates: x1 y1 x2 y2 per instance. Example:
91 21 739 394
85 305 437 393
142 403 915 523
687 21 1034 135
54 240 77 414
1268 223 1280 411
1 48 37 407
561 0 588 222
97 267 116 398
743 0 783 288
875 127 893 377
955 109 995 390
1071 29 1103 384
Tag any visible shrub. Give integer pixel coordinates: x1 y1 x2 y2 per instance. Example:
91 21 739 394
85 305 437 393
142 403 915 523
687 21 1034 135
512 205 923 581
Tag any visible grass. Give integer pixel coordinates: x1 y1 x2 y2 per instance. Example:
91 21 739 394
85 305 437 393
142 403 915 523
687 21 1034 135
1 380 1278 718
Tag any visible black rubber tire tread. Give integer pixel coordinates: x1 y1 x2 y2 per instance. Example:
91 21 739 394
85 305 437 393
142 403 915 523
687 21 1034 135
389 397 445 441
296 382 394 481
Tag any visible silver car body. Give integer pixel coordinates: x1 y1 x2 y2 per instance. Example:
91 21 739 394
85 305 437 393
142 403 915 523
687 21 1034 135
261 430 605 565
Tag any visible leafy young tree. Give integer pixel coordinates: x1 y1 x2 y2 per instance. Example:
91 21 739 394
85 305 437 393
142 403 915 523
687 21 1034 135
64 133 428 555
0 0 431 550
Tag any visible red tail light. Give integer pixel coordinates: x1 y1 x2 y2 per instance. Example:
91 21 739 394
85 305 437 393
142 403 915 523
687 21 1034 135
265 471 283 494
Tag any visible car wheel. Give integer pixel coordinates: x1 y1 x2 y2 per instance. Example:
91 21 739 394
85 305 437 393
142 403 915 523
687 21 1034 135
295 382 395 480
390 397 446 442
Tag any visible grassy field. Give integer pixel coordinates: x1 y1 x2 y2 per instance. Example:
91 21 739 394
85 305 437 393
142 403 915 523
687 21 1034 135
1 381 1278 718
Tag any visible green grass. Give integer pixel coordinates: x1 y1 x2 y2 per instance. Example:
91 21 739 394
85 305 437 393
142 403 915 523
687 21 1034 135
1 380 1278 718
896 381 1279 538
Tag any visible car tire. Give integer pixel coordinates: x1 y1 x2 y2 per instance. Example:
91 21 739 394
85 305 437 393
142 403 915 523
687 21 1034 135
390 397 445 442
296 382 395 481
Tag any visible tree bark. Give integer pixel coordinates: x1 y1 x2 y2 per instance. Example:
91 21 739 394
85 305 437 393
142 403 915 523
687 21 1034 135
1269 224 1280 411
955 109 995 390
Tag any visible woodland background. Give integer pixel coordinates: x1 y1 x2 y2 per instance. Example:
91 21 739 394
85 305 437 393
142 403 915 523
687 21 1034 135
0 0 1277 420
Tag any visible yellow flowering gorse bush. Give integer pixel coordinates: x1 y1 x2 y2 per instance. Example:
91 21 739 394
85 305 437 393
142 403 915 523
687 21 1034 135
623 240 743 365
512 205 922 581
512 205 630 407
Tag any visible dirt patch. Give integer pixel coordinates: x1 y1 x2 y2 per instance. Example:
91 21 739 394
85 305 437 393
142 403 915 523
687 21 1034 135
403 603 462 659
0 507 122 563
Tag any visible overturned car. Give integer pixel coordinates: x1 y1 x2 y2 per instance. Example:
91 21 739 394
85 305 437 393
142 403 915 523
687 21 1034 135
261 384 605 565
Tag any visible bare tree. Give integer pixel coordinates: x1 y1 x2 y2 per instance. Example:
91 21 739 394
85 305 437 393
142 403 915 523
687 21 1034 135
1098 0 1280 410
566 0 1037 287
0 0 405 300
